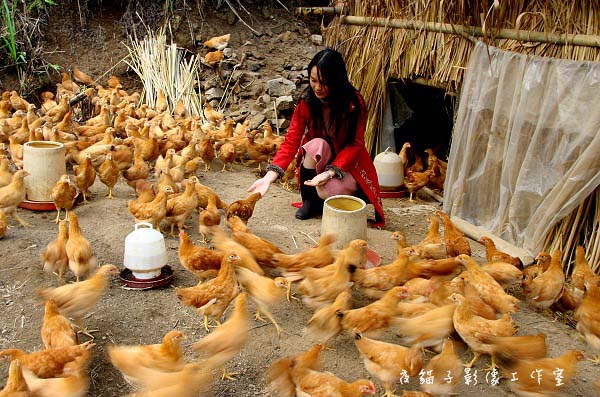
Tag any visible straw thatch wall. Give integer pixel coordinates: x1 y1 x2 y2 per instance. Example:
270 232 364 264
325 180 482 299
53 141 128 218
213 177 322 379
324 0 600 152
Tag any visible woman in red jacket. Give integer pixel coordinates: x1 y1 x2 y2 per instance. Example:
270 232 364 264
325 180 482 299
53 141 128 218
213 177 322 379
248 48 385 227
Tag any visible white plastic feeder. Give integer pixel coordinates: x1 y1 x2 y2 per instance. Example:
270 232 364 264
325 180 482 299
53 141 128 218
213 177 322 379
373 146 404 191
123 222 167 279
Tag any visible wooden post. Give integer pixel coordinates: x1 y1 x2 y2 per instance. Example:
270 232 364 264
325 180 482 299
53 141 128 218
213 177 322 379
451 216 535 265
295 8 600 48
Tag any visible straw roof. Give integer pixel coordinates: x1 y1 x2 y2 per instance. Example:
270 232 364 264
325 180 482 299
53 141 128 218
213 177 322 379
324 0 600 151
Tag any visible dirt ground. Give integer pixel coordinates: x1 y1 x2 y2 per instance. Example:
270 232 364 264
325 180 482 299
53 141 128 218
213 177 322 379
1 2 599 397
0 167 598 397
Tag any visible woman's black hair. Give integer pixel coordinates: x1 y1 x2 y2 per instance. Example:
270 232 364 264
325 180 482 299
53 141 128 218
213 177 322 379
303 48 361 149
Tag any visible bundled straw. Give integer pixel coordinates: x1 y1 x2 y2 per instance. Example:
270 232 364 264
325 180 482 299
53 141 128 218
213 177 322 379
543 187 600 275
125 27 203 117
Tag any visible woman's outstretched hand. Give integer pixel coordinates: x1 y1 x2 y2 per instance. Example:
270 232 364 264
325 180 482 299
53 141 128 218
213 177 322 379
247 170 279 196
304 170 334 187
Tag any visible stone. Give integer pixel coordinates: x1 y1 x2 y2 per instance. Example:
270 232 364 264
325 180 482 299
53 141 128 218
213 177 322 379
267 77 296 97
275 95 294 112
260 94 271 104
310 34 323 46
205 87 224 101
248 61 263 72
271 118 289 129
249 113 266 130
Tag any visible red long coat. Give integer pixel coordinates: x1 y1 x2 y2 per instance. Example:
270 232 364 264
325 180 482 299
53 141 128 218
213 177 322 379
270 94 385 227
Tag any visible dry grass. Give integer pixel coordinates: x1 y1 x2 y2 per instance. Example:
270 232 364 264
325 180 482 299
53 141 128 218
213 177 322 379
124 27 203 117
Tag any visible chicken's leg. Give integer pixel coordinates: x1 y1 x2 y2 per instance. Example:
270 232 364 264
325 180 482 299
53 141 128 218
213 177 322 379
382 381 400 397
286 281 300 302
75 318 98 339
221 366 239 381
254 308 267 323
221 163 227 172
260 306 281 335
465 351 481 368
107 187 113 199
589 354 600 364
54 208 62 223
13 211 30 227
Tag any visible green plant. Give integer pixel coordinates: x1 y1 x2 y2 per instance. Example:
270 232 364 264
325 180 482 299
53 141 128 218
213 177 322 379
0 0 20 67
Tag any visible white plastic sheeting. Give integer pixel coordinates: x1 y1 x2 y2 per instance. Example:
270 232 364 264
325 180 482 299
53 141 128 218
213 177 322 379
444 41 600 256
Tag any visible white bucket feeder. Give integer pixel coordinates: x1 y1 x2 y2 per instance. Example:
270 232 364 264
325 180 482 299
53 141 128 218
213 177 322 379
123 222 167 280
321 195 367 250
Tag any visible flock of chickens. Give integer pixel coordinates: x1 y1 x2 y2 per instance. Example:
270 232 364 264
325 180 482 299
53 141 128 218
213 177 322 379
0 66 598 397
398 143 446 201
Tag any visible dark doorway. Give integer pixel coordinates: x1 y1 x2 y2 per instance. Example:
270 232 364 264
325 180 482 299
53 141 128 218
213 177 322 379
385 79 455 162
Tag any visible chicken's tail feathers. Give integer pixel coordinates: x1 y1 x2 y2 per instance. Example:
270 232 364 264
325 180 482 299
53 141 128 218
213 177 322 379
318 233 336 247
266 357 295 396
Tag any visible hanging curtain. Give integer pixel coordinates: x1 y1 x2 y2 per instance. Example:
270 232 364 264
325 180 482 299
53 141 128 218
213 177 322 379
444 41 600 255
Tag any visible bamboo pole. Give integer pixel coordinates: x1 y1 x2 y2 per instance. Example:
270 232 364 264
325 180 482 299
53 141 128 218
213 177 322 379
297 9 600 48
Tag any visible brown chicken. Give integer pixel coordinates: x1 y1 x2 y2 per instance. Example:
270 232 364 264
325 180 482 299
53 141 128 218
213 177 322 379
72 67 95 86
128 186 174 231
218 141 236 172
298 250 356 309
42 220 69 282
225 192 262 224
272 234 336 272
421 339 462 397
0 169 29 226
338 287 408 338
177 230 222 280
37 264 119 336
522 252 551 293
197 136 216 171
123 362 212 397
408 215 446 259
574 279 600 362
41 299 78 349
0 341 94 378
235 266 288 334
165 180 198 236
21 349 91 397
306 289 352 344
0 208 6 239
0 359 31 397
497 350 584 397
571 245 599 292
451 293 517 368
204 50 224 67
395 304 456 351
192 292 249 380
108 330 185 385
175 253 240 331
479 236 523 268
290 358 376 397
354 332 423 397
404 169 434 201
123 148 149 190
479 261 523 289
194 180 228 210
435 210 472 256
204 103 225 124
476 333 548 362
227 214 283 268
50 174 78 222
524 249 565 310
268 344 325 397
65 211 97 281
98 152 119 198
198 193 221 243
211 226 265 275
73 153 96 203
0 156 12 188
457 254 519 314
352 251 410 299
203 33 230 50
